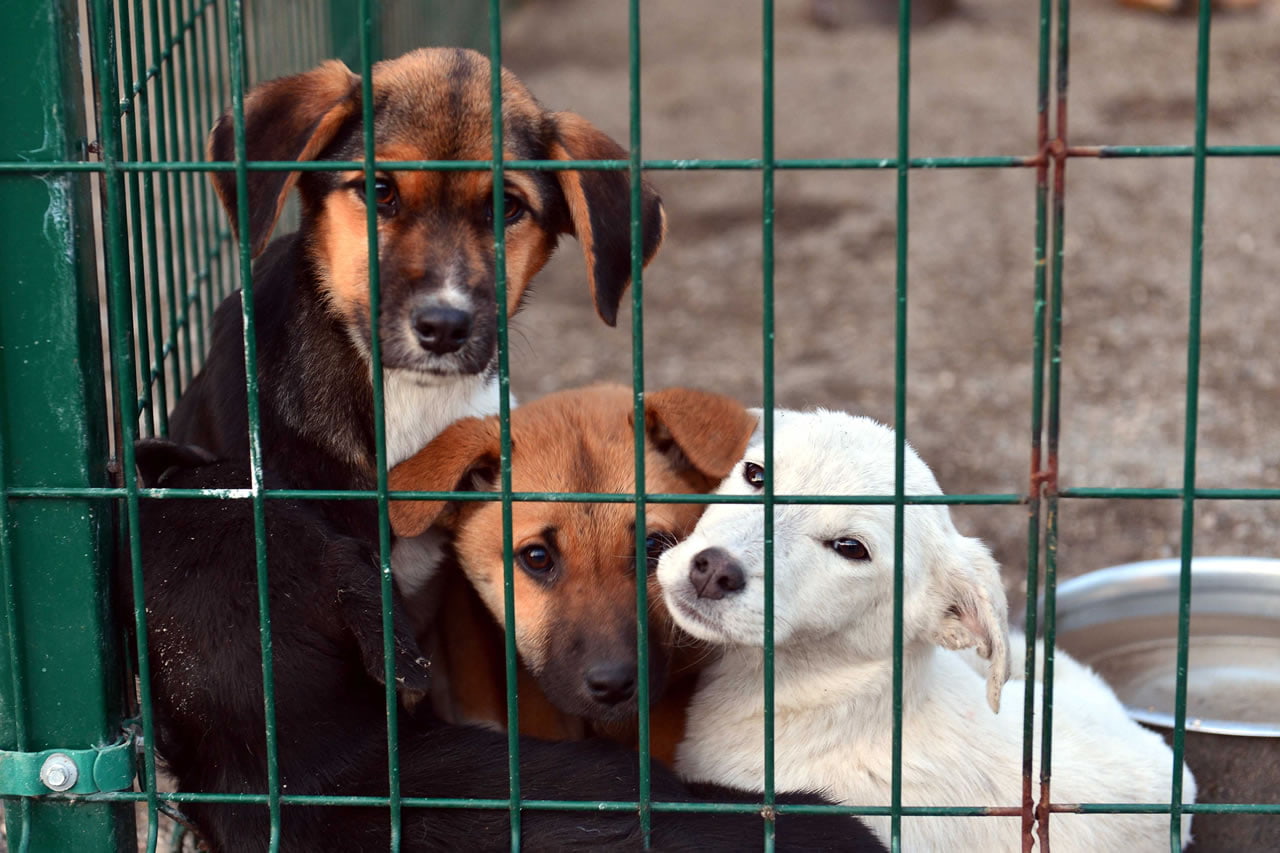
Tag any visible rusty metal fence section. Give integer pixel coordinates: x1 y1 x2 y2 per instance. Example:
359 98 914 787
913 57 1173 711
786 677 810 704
1 0 1278 851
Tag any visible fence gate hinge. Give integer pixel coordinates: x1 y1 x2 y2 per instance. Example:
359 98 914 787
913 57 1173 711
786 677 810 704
0 737 134 796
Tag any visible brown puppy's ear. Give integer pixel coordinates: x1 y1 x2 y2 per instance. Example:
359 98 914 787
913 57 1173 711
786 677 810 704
641 389 758 482
549 112 666 326
388 417 502 538
207 60 360 257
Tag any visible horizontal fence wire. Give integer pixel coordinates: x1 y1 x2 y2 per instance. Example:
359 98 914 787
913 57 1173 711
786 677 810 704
10 486 1280 502
35 788 1280 816
8 146 1280 173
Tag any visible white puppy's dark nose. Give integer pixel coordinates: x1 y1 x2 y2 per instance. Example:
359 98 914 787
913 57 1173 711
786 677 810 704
689 547 745 599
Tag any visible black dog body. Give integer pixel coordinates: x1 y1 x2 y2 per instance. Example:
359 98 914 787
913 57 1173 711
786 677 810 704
127 443 885 851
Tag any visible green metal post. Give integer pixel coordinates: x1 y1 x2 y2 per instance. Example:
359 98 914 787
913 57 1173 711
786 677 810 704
0 0 132 849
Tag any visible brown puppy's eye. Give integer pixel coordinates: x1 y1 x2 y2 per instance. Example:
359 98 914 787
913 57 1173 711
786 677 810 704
353 176 399 215
485 192 526 227
644 531 679 573
830 538 870 561
518 544 554 576
742 461 765 489
374 178 397 209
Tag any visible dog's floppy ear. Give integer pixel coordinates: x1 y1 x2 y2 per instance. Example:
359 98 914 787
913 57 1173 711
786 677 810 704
388 416 502 538
930 536 1011 714
326 538 431 695
133 438 217 487
641 389 758 482
549 112 666 326
207 60 360 257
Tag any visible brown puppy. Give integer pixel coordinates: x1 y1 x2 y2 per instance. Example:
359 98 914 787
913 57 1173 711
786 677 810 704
388 385 758 762
171 48 664 541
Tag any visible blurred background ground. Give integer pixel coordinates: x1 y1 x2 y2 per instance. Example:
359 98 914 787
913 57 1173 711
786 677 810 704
496 0 1280 613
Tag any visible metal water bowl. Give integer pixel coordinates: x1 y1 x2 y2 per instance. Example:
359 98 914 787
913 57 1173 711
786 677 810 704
1054 557 1280 851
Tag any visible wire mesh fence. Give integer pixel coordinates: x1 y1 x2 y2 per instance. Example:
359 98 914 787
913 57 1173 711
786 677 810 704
1 0 1278 851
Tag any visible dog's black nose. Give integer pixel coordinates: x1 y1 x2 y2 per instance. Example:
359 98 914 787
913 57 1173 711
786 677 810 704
690 547 746 599
411 306 472 355
584 662 637 705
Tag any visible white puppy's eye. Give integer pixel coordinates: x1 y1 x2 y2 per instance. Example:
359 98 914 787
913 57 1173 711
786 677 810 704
742 461 765 489
830 537 870 561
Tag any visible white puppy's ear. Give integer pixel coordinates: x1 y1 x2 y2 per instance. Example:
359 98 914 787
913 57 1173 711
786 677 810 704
930 536 1011 714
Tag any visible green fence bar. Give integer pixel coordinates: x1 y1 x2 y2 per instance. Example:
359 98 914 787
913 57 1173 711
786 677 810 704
1169 0 1213 848
225 1 284 848
889 0 912 848
761 1 778 849
627 0 656 844
0 1 133 849
1038 0 1071 844
484 3 524 848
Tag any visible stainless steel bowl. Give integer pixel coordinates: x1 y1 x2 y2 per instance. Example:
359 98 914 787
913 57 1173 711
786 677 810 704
1054 557 1280 850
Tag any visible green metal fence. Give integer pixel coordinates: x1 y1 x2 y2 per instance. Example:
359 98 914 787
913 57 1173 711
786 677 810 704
1 0 1278 851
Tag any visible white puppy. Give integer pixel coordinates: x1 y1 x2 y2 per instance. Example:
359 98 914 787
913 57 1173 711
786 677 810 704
657 409 1195 852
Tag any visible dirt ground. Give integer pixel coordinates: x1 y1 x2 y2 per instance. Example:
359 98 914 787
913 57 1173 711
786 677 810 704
496 0 1280 611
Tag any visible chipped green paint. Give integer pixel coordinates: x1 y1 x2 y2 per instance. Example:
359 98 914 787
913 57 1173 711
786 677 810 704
0 0 132 849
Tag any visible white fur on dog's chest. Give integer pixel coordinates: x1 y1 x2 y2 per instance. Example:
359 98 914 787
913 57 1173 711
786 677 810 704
382 370 503 469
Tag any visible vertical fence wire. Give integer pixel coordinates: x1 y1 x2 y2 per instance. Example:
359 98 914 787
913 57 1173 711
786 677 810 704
225 1 282 847
1037 0 1070 843
148 0 186 409
626 0 654 845
890 0 912 848
116 2 159 437
89 1 163 850
189 0 216 371
759 0 777 850
1021 0 1054 847
1169 0 1213 848
485 4 523 848
168 0 198 385
354 2 403 848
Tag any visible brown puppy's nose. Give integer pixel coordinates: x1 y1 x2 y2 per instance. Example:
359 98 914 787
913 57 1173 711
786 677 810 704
584 662 637 705
411 306 472 355
690 547 746 599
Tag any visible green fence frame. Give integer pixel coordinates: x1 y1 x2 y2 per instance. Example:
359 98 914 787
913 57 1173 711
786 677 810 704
2 0 1279 851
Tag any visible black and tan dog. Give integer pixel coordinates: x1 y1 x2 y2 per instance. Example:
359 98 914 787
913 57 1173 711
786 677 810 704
126 439 886 852
171 47 664 540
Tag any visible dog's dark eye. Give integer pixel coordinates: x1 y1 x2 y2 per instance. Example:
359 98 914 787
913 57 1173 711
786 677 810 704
353 176 399 215
485 192 526 227
644 531 679 573
517 544 555 576
742 461 765 489
373 178 398 209
830 538 871 561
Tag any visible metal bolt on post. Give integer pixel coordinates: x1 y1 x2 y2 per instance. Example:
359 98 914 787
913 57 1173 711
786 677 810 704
39 753 79 792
